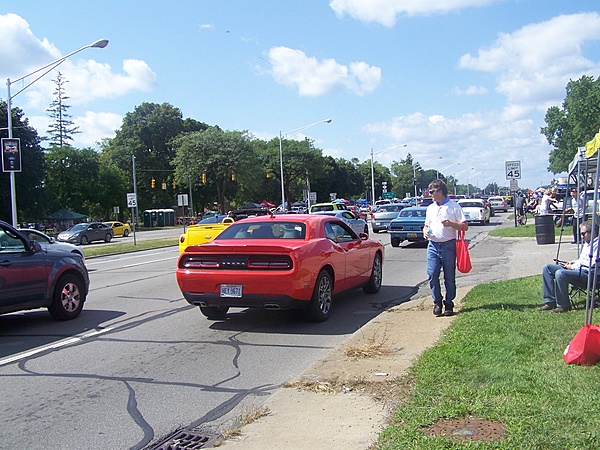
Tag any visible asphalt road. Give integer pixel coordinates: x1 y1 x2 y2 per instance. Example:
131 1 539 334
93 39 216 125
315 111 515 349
0 214 507 449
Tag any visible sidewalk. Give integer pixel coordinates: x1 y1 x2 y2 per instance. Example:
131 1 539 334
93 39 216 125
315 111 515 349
219 226 571 449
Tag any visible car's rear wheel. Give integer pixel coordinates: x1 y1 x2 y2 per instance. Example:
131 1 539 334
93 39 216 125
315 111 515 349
123 229 129 237
391 237 400 247
104 233 112 243
305 270 333 322
199 306 229 320
80 236 88 245
363 252 383 294
48 274 86 320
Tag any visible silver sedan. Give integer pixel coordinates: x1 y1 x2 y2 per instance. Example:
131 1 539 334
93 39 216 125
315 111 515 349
310 210 369 235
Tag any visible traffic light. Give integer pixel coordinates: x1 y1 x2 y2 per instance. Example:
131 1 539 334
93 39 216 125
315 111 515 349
161 181 166 190
151 177 155 188
231 172 236 181
202 173 206 184
172 180 176 189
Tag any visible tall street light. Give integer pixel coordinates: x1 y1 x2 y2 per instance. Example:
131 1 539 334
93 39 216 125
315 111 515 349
414 156 442 197
370 143 407 204
279 118 331 211
467 171 483 197
5 38 109 227
437 162 460 180
454 167 474 195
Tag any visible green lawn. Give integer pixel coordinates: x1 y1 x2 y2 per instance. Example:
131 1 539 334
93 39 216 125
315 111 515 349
81 237 177 258
377 276 600 449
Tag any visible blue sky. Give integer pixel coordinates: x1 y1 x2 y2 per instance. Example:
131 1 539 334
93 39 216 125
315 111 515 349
1 0 600 191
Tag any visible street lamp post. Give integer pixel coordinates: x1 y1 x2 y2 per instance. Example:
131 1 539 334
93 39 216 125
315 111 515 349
370 143 407 204
454 167 474 195
414 156 442 197
5 38 109 227
437 162 460 181
279 119 331 212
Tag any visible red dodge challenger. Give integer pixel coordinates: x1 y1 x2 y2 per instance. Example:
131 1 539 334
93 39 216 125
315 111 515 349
176 213 384 322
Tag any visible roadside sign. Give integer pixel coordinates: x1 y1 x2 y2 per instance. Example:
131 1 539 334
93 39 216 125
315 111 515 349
177 194 189 207
127 193 137 208
505 161 521 179
510 179 519 192
309 192 317 202
382 192 395 199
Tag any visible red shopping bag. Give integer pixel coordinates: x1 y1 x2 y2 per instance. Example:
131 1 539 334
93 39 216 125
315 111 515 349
456 224 471 274
563 324 600 365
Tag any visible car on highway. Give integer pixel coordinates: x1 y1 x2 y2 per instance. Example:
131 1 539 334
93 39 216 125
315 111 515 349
458 199 490 224
179 216 235 253
371 203 406 233
0 220 90 320
104 221 132 237
57 222 114 245
387 206 428 247
310 210 369 235
487 196 508 213
176 214 384 322
18 228 85 260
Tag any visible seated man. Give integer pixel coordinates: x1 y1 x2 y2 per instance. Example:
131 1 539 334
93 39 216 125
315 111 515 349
540 220 599 313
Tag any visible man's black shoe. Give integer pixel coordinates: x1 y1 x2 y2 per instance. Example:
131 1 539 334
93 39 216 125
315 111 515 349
433 303 442 316
443 308 454 316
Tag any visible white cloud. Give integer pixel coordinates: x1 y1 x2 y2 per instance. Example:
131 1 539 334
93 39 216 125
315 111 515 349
0 13 156 110
74 111 123 147
329 0 500 27
452 85 488 96
266 46 381 96
199 23 214 31
459 13 600 113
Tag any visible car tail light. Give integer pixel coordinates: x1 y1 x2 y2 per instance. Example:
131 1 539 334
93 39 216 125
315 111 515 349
179 254 293 270
247 256 292 270
180 255 220 268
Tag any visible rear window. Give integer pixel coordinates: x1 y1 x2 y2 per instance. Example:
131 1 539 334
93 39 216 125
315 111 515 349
460 202 484 208
399 209 426 218
311 205 334 212
216 222 306 239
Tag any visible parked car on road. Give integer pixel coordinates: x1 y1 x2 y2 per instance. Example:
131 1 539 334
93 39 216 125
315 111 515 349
0 220 89 320
310 210 369 235
57 222 114 245
104 221 131 237
458 199 490 224
387 206 428 247
18 228 85 260
176 214 384 322
488 196 508 212
371 203 406 233
309 202 348 213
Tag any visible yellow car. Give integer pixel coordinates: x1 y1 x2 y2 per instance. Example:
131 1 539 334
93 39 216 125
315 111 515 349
104 221 132 237
179 216 235 253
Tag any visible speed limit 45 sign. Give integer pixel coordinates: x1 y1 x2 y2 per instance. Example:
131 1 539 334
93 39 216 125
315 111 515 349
505 161 521 179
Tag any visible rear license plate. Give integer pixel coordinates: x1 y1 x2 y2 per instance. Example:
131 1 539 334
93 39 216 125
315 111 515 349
220 284 242 298
408 233 417 238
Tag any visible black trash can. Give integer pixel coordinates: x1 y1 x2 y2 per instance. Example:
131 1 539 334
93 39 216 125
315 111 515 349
535 214 555 245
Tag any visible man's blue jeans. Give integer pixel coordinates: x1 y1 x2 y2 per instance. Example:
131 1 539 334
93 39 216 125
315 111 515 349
542 263 587 308
427 240 457 308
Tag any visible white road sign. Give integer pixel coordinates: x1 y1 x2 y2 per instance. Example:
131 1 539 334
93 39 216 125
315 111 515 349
127 193 137 208
505 161 521 179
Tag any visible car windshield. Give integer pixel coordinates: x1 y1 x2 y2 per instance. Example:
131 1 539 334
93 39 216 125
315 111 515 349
69 223 87 231
399 209 426 217
217 222 306 239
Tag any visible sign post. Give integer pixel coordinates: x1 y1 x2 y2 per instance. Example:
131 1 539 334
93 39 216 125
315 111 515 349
505 161 521 227
127 193 137 244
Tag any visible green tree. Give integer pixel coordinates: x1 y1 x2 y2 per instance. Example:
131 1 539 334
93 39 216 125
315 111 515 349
542 75 600 173
171 127 255 213
0 101 46 222
45 72 80 147
102 102 207 211
390 154 416 199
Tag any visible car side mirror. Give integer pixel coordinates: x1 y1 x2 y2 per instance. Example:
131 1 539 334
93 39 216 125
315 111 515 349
358 232 369 240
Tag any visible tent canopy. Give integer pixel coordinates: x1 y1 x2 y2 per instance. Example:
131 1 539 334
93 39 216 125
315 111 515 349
43 208 88 220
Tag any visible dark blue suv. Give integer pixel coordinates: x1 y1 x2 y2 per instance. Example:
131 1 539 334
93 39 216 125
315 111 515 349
0 220 90 320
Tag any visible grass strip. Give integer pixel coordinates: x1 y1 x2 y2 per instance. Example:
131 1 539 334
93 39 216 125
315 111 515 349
377 276 600 449
81 237 177 258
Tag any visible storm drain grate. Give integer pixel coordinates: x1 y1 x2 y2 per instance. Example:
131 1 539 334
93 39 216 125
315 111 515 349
427 417 506 442
150 429 220 449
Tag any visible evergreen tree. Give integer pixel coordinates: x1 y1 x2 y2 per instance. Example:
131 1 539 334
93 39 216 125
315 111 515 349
45 72 80 147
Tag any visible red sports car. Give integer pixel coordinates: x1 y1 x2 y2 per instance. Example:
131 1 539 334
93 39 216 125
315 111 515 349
176 214 384 322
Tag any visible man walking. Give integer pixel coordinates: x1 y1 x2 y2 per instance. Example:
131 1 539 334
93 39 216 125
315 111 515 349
423 179 468 317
